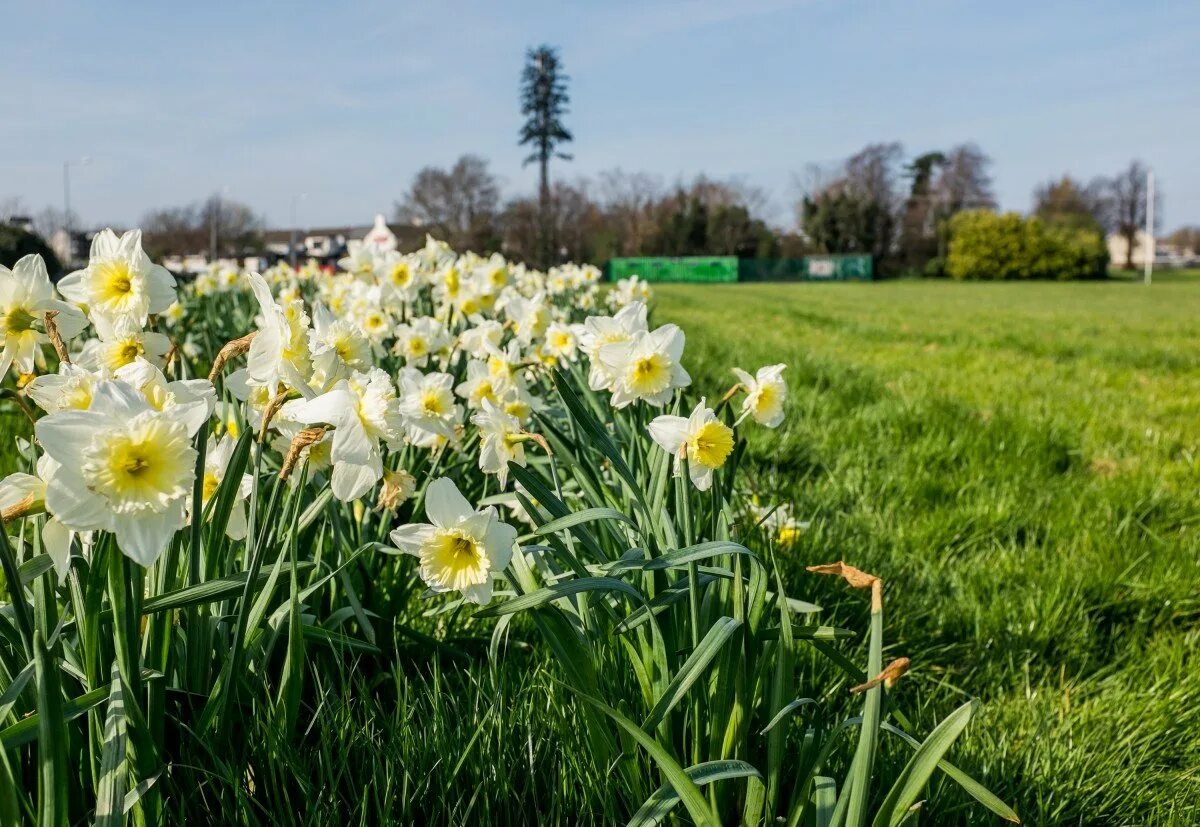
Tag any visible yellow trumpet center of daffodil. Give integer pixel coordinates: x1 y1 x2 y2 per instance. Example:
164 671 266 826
688 420 734 470
391 263 411 287
422 529 489 591
629 353 670 395
94 260 136 308
420 389 447 417
85 419 193 511
2 305 37 334
202 471 221 502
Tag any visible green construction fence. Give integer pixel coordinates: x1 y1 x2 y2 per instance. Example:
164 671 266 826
606 255 872 283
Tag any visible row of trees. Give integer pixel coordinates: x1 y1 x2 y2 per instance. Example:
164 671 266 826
395 157 784 265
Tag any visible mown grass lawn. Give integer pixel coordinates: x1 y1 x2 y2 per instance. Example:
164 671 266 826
657 278 1200 824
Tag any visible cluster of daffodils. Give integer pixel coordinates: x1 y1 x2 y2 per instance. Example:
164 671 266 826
1 227 790 605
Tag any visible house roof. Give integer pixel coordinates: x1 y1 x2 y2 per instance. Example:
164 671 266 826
262 223 426 248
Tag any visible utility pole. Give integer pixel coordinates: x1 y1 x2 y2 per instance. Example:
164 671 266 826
289 193 307 267
63 161 71 236
210 191 220 263
1144 169 1154 286
62 158 90 264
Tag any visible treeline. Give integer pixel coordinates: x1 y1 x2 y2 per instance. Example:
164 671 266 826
10 145 1175 281
394 147 1159 278
395 156 788 265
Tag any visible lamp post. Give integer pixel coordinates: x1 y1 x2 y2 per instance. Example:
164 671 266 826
62 157 90 248
1144 169 1154 286
210 185 231 264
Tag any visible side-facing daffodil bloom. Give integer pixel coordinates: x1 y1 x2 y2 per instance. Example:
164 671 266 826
472 398 527 488
0 254 86 381
285 367 404 502
647 399 735 491
388 477 518 605
600 322 690 408
732 364 788 428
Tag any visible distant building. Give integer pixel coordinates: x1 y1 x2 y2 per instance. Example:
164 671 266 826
262 219 424 265
1107 231 1197 268
5 215 35 234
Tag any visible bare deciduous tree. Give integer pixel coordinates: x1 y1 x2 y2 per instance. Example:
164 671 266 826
141 195 265 259
1102 160 1158 269
396 155 500 252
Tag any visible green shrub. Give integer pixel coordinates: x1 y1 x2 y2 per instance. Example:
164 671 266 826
945 210 1107 280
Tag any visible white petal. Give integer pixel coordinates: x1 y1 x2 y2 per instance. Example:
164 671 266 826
225 503 248 541
90 380 151 420
647 415 689 455
34 411 102 465
0 473 43 511
42 518 73 583
688 462 714 492
330 458 381 502
485 515 517 571
389 523 434 556
424 477 474 528
113 500 185 567
45 471 110 532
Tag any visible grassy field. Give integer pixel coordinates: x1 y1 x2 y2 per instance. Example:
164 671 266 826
656 279 1200 824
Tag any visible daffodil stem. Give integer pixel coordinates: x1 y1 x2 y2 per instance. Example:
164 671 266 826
0 523 34 655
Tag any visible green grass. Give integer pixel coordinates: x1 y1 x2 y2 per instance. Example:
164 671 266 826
654 279 1200 823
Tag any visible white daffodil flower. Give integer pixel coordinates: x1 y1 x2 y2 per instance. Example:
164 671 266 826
308 303 373 386
542 322 582 364
78 313 172 373
388 477 518 605
245 271 314 397
354 301 394 347
505 292 550 345
338 245 379 282
648 399 735 491
115 357 216 437
607 275 653 309
748 499 810 547
270 416 333 475
34 381 199 566
732 364 788 428
397 367 460 449
0 254 87 381
483 340 524 384
455 359 508 411
599 323 690 408
0 455 80 582
196 435 253 540
26 362 100 414
285 367 404 502
395 317 451 368
57 229 176 325
458 320 505 360
472 398 527 488
377 251 420 302
579 302 648 392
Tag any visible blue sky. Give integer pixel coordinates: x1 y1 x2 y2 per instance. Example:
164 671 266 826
3 0 1197 230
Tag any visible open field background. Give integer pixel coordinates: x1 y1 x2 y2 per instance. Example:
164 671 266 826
657 279 1200 823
